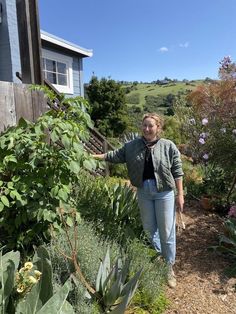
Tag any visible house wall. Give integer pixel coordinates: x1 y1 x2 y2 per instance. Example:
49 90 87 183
0 0 86 97
0 0 21 83
42 45 84 97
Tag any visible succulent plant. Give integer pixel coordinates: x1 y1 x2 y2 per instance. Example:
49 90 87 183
95 248 142 313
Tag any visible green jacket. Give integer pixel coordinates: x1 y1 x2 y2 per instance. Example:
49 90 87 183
105 137 183 191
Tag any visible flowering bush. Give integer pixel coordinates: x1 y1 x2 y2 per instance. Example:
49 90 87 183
228 205 236 218
176 57 236 206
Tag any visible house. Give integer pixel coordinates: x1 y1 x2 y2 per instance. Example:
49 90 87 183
0 0 93 97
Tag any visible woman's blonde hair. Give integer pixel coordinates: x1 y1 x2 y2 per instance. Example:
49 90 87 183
142 112 164 130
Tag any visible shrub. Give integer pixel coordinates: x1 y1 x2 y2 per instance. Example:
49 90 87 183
0 89 96 253
210 216 236 276
48 221 168 314
126 93 140 104
127 240 168 313
176 58 236 208
75 175 142 245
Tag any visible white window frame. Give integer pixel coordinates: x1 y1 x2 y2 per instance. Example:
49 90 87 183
42 49 74 94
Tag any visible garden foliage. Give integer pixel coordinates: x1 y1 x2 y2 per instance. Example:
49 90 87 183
75 175 142 245
175 57 236 207
0 246 74 314
0 89 96 252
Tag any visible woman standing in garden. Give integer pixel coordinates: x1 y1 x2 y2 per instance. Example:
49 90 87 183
92 113 184 288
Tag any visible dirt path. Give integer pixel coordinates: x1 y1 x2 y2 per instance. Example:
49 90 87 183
164 201 236 314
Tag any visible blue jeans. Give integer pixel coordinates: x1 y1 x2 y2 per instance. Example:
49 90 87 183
137 179 176 265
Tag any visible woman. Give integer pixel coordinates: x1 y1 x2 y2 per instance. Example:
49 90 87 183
92 113 184 288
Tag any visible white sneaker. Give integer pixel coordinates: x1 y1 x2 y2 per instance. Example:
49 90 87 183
167 265 176 288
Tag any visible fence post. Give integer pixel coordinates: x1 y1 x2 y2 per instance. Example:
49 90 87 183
103 140 109 176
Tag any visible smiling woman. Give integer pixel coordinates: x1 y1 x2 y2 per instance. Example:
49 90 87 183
92 112 184 288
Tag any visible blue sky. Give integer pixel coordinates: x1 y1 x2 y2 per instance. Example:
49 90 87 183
39 0 236 83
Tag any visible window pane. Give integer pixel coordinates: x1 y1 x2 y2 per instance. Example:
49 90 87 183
57 74 67 86
46 59 56 72
57 62 67 74
46 72 57 84
42 58 46 70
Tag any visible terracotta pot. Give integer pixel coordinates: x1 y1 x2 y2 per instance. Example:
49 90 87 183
200 197 213 210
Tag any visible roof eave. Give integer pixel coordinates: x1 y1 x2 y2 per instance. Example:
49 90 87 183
40 31 93 58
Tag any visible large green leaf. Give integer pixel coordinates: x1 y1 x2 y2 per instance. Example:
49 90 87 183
110 269 142 314
69 161 80 174
33 246 53 304
16 281 41 314
37 280 74 314
0 250 20 313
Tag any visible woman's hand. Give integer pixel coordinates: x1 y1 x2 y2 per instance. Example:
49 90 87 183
176 194 184 212
91 153 105 160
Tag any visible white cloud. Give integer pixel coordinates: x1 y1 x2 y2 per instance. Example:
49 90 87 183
179 42 189 48
159 47 169 53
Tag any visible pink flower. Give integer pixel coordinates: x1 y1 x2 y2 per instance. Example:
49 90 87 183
202 118 208 125
228 205 236 218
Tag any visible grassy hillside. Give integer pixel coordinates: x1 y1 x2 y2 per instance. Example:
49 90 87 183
122 80 205 134
123 80 204 108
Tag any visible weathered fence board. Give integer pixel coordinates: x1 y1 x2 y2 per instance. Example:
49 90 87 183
0 82 17 133
0 81 47 133
0 80 114 176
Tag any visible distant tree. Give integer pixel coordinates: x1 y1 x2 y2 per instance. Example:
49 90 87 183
85 76 127 137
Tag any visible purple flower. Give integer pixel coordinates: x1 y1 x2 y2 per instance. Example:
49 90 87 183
200 132 207 139
202 118 208 126
228 205 236 218
203 153 209 160
189 118 196 125
199 138 205 145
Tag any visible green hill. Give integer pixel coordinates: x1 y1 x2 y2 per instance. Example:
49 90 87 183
123 80 204 109
122 79 205 133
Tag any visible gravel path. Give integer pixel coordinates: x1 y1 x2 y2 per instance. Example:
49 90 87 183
165 201 236 314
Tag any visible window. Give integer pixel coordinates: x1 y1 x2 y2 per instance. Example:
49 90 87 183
42 49 73 94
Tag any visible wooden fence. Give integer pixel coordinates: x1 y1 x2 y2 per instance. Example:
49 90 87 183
0 81 114 175
0 81 47 133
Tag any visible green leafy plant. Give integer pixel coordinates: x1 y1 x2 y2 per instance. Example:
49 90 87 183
210 218 236 276
0 88 96 252
0 247 74 313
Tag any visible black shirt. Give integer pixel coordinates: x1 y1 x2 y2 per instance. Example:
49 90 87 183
143 150 155 180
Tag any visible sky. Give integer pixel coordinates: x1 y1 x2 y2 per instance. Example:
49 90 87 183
39 0 236 83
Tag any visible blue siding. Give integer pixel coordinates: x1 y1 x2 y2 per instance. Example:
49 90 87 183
42 45 84 97
0 0 21 83
0 1 88 95
72 56 83 97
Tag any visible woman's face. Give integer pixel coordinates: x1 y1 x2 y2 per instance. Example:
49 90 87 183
141 117 159 141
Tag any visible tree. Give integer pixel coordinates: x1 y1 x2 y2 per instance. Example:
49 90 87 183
86 76 127 137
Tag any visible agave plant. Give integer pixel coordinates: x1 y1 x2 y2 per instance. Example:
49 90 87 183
120 132 139 144
95 248 142 313
103 182 142 244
